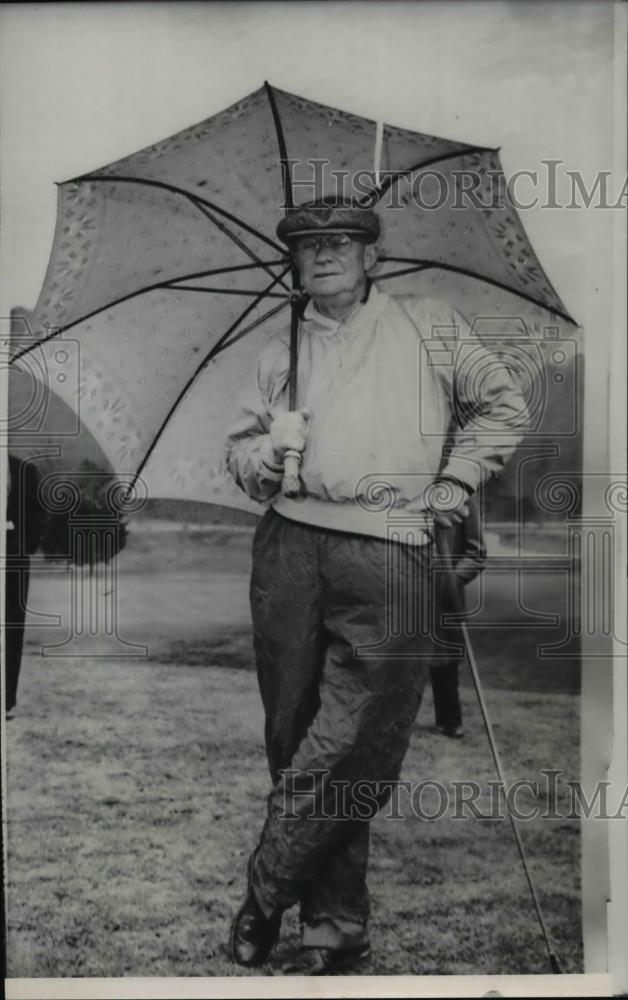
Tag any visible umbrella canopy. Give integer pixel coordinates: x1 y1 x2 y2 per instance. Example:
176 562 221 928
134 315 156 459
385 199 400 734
9 83 576 512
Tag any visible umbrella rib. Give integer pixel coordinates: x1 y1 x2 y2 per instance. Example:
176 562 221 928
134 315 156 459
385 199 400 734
373 265 429 281
132 264 291 484
207 298 290 359
378 255 429 264
191 200 291 292
75 173 286 253
10 263 287 364
166 285 288 299
182 260 287 277
201 263 291 359
359 144 496 206
376 259 577 325
264 81 294 210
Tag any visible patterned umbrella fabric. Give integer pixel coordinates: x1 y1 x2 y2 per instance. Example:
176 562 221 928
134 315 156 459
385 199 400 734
9 83 576 514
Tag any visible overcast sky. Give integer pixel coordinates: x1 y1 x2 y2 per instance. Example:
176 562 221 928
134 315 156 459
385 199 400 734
0 1 619 331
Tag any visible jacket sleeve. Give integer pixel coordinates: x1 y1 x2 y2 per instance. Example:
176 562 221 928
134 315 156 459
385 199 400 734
429 304 530 494
224 335 290 503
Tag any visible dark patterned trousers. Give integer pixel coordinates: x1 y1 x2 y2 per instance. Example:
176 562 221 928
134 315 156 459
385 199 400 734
247 509 433 949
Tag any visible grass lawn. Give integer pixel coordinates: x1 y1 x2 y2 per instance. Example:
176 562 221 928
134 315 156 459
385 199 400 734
5 526 582 978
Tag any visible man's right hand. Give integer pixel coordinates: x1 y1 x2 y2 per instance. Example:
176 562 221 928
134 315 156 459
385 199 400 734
270 410 310 462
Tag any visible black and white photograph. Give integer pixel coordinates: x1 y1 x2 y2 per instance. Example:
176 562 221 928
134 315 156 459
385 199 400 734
1 2 626 997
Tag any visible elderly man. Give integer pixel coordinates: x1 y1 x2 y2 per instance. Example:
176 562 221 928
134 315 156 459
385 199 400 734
224 197 527 975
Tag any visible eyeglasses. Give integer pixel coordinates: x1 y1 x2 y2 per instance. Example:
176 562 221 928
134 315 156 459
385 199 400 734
294 233 361 255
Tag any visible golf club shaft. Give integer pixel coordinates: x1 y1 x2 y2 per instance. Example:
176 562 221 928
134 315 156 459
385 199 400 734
434 527 563 974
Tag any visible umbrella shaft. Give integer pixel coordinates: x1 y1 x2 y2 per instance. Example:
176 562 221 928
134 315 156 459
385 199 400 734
281 267 302 496
288 267 301 410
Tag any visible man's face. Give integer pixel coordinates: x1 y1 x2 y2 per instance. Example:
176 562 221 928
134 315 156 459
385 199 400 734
293 233 377 301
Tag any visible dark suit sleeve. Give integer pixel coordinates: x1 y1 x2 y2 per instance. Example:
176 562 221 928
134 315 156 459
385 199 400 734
7 457 47 556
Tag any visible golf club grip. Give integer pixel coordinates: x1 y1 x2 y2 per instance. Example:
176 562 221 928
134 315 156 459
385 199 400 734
281 450 301 497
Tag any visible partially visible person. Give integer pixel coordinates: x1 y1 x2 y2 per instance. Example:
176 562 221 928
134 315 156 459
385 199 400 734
429 497 487 739
4 454 47 715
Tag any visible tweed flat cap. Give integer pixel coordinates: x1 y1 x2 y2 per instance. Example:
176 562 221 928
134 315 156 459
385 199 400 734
276 197 381 245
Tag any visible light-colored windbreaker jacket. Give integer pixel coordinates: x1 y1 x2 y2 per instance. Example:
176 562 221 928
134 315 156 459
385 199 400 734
224 286 528 542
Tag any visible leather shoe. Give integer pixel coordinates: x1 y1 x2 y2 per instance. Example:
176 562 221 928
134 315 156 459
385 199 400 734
281 944 371 976
229 887 282 967
436 724 464 739
229 852 281 967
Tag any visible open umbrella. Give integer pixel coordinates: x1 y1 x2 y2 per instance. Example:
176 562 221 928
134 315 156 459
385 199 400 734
9 81 576 513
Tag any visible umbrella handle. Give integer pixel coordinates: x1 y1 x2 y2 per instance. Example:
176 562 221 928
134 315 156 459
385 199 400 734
281 449 301 497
